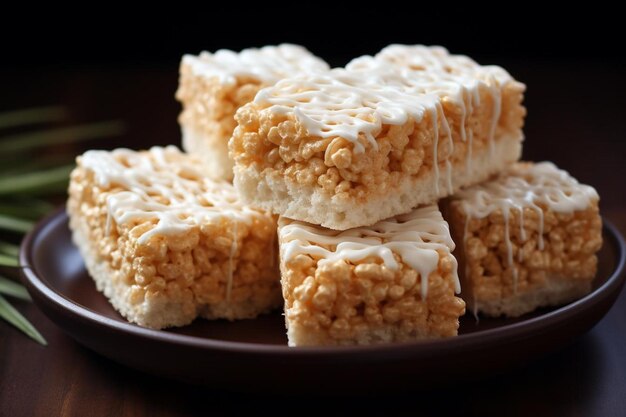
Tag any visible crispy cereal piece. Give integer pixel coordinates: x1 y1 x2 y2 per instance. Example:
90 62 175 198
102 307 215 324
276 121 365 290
67 146 280 329
441 162 602 317
278 205 465 346
231 45 526 230
176 44 328 181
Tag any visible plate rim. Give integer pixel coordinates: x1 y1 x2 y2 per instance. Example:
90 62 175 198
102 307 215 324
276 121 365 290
20 207 626 356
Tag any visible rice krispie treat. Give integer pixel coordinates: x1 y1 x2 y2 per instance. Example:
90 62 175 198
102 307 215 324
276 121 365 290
441 162 602 318
176 44 329 181
230 45 526 230
278 205 465 346
67 146 281 329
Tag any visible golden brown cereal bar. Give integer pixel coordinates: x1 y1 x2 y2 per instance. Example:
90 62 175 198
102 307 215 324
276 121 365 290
441 162 602 317
67 146 280 329
231 45 525 230
278 205 465 346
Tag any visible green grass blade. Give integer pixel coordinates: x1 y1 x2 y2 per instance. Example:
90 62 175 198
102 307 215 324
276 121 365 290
0 214 34 233
0 241 19 257
0 121 125 154
0 164 73 196
0 153 75 177
0 200 53 220
0 253 19 267
0 106 67 130
0 276 30 301
0 294 46 345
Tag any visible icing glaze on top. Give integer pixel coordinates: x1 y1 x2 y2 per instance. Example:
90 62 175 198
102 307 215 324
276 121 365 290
454 161 599 294
256 45 519 155
279 205 460 299
347 44 518 163
182 44 329 86
79 146 268 244
456 162 598 218
354 44 515 86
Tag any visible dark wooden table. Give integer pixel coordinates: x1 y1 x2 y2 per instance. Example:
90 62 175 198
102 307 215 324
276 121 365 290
1 61 625 416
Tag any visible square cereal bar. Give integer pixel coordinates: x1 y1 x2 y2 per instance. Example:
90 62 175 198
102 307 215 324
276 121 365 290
278 205 465 346
442 162 602 317
176 44 328 181
231 45 525 230
67 146 281 329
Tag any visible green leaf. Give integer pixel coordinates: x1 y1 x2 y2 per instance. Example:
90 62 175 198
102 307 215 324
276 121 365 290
0 164 74 196
0 200 53 220
0 241 19 257
0 106 67 130
0 253 19 267
0 153 75 177
0 214 33 233
0 294 46 345
0 276 30 301
0 121 125 154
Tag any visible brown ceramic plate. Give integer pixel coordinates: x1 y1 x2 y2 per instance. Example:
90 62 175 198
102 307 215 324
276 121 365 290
20 208 626 393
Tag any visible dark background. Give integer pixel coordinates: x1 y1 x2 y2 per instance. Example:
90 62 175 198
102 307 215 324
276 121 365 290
1 9 624 67
2 10 626 416
2 10 624 206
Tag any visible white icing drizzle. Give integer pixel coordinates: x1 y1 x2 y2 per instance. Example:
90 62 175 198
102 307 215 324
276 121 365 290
257 45 518 196
368 45 515 85
488 87 502 159
465 88 477 175
446 159 454 194
182 44 329 86
455 161 599 291
432 105 440 194
278 205 460 299
79 146 268 245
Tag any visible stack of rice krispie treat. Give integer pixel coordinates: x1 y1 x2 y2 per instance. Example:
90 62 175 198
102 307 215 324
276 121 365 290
68 44 602 347
228 44 528 346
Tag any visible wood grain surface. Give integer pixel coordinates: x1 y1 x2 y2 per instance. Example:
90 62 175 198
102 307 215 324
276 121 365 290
1 62 625 416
